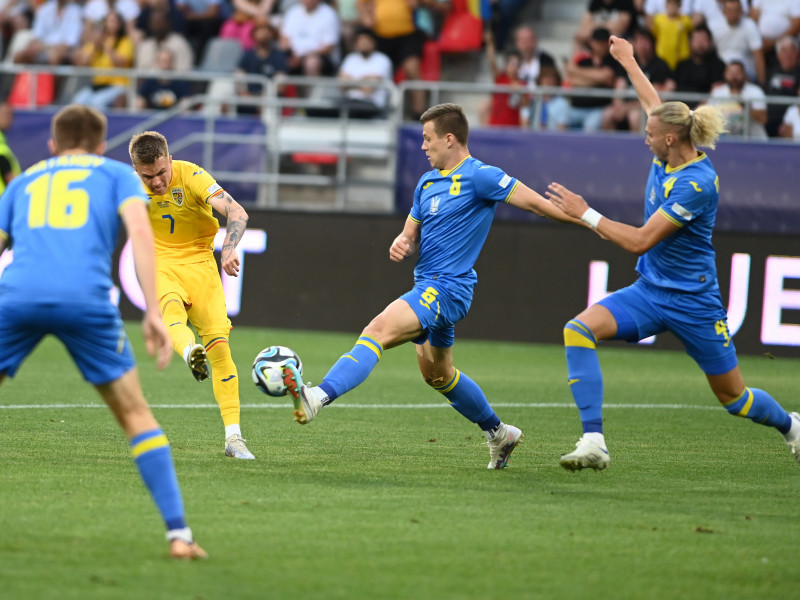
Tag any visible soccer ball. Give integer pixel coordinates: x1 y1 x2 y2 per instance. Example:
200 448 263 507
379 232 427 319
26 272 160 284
251 346 303 397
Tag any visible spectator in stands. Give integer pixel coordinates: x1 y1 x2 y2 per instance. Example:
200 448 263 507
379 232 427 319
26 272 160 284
535 65 570 130
644 0 753 29
82 0 140 32
234 20 287 114
602 27 674 130
135 0 187 38
651 0 693 69
514 24 556 88
136 9 195 71
337 26 393 118
765 34 800 136
778 82 800 139
136 47 192 109
220 0 277 50
72 11 135 109
511 25 556 129
642 0 696 29
673 23 726 99
709 0 766 85
486 0 526 51
13 0 83 65
357 0 425 119
575 0 637 50
557 26 627 131
749 0 800 57
479 29 526 127
707 58 768 138
279 0 340 76
0 0 34 44
176 0 223 62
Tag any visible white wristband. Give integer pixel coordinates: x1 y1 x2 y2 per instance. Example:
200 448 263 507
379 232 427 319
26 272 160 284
581 208 603 229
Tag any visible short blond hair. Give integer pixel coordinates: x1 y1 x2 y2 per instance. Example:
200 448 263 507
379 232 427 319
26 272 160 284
129 130 169 165
650 101 726 150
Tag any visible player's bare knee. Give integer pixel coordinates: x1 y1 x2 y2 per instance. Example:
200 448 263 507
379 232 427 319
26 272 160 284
422 373 446 388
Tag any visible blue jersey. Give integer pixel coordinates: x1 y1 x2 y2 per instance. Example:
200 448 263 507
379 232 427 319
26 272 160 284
409 156 519 283
636 152 720 293
0 154 149 304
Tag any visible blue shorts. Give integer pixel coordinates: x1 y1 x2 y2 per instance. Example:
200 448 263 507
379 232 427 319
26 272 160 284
0 301 135 385
400 277 474 348
598 278 738 376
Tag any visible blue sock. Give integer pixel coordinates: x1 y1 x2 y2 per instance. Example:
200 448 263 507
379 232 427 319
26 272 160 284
722 387 792 433
319 336 383 402
435 368 499 431
130 429 186 531
564 320 604 434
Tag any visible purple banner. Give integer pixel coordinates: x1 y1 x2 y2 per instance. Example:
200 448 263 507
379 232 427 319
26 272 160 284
395 126 800 234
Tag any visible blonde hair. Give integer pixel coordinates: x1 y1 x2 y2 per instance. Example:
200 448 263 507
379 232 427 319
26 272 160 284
650 101 726 150
128 130 169 165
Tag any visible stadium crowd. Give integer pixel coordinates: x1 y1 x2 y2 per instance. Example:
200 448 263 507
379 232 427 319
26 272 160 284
0 0 798 139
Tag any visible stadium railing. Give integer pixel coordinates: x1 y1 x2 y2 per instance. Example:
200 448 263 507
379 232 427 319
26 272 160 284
2 63 798 212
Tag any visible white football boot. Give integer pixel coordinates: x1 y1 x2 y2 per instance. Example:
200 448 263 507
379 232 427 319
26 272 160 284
560 433 610 471
183 343 209 382
225 434 255 460
486 423 524 469
783 412 800 466
283 364 324 424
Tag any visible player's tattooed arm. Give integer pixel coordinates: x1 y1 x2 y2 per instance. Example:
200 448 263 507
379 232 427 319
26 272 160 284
210 191 249 277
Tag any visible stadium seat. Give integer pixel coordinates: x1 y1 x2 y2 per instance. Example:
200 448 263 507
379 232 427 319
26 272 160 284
197 37 245 74
8 72 55 107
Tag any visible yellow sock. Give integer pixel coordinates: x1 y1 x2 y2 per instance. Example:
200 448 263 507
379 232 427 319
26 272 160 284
203 335 240 429
161 295 196 356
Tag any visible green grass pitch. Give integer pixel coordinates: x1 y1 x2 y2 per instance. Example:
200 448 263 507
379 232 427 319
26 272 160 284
1 324 798 600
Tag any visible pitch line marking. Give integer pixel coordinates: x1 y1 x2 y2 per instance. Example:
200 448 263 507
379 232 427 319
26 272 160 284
0 402 719 411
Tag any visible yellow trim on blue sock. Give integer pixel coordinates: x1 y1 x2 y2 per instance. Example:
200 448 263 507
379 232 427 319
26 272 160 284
722 387 753 417
436 369 461 394
356 336 383 359
130 434 169 459
564 328 596 349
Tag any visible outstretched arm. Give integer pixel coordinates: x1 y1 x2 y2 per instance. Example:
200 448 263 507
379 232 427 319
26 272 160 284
546 181 678 254
608 35 661 116
507 182 588 226
209 191 249 277
389 216 420 263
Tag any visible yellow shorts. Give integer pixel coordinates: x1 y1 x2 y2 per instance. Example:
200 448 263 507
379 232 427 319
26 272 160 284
157 256 231 337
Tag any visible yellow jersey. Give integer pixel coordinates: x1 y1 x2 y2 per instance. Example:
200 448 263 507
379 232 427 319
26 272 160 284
147 160 224 263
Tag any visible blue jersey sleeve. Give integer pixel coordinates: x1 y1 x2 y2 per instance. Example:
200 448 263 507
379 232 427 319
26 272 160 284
657 174 715 228
473 164 518 203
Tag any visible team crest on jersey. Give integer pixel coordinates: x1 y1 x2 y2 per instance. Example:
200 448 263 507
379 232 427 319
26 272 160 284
430 196 441 214
171 188 185 206
648 187 656 204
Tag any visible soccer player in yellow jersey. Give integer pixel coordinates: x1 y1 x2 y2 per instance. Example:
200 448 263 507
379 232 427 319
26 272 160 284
128 131 254 460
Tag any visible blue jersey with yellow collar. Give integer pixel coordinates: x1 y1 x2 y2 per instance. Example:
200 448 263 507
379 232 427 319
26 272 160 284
637 152 720 293
409 156 519 283
0 154 147 303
